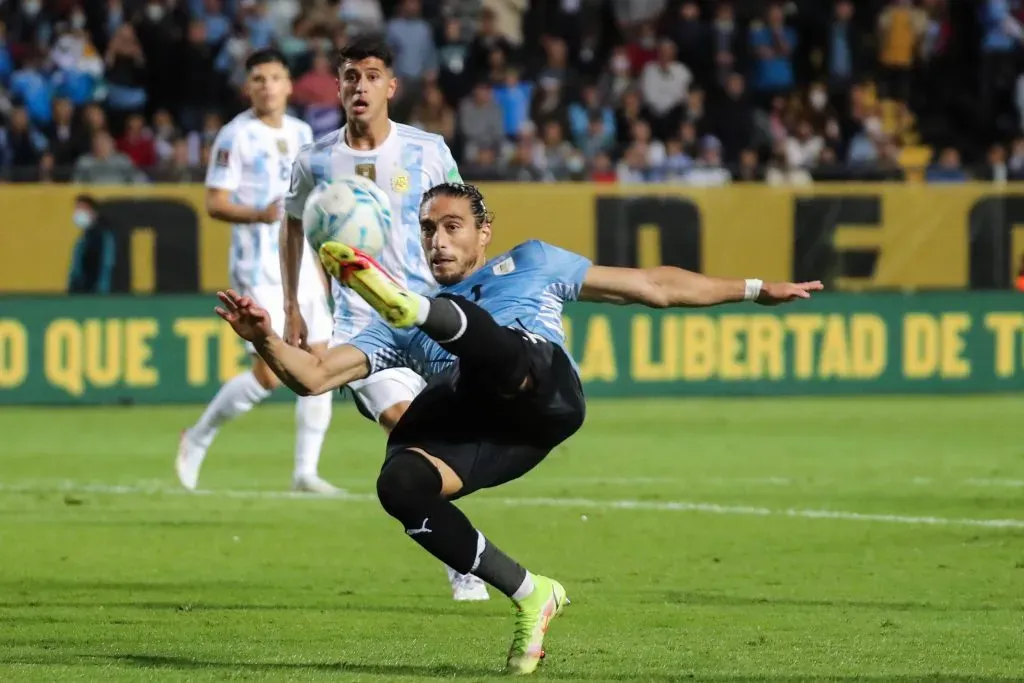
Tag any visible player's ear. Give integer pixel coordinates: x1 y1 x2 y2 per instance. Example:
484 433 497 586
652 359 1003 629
478 221 492 249
387 74 398 99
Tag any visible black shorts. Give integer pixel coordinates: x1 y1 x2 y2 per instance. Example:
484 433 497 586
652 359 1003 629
384 333 586 499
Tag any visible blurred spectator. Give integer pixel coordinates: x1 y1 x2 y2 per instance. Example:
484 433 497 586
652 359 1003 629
537 37 576 96
201 0 232 46
735 148 763 182
10 50 53 126
530 78 569 135
340 0 385 36
765 140 812 186
0 22 13 86
617 143 652 184
494 67 532 139
569 84 615 150
438 17 471 104
505 137 551 181
640 39 691 140
684 135 731 186
669 2 707 85
118 113 157 169
614 89 645 151
613 0 667 31
179 21 220 132
45 97 87 168
38 151 55 183
293 50 338 107
67 195 117 295
104 24 147 116
590 151 616 182
878 0 927 103
482 0 527 47
662 137 693 180
709 73 755 163
459 82 505 156
155 137 203 182
1009 137 1024 176
540 120 575 179
49 19 104 106
630 119 666 169
926 147 968 183
626 22 659 75
461 145 503 181
73 130 144 184
786 119 824 170
980 0 1024 132
599 46 635 106
411 83 456 140
979 143 1010 183
749 4 797 103
467 9 513 88
825 1 861 100
710 1 742 87
151 108 178 162
1 105 48 180
387 0 437 118
241 1 276 50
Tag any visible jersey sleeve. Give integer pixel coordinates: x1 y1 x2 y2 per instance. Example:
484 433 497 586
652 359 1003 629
348 320 409 374
285 144 316 219
537 241 592 301
205 125 244 191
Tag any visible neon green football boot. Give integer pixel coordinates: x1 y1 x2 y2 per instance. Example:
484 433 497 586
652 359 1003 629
505 575 569 675
318 241 421 328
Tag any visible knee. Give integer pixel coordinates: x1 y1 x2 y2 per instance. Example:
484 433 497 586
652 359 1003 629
377 401 409 433
376 451 442 518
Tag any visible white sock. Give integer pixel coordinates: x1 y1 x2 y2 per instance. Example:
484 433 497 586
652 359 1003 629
294 392 332 478
188 371 271 449
412 292 430 324
511 572 535 602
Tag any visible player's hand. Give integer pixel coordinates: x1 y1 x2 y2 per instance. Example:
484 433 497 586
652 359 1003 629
755 280 824 306
215 289 274 342
256 197 282 223
283 305 309 349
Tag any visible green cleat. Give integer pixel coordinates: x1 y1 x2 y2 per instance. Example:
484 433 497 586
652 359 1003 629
318 241 421 328
505 575 568 675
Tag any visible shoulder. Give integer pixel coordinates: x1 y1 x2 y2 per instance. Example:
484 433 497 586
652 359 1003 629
296 128 342 164
395 123 450 152
213 113 252 146
286 115 314 137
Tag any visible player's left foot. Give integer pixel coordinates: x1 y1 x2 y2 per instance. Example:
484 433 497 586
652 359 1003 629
292 473 343 495
505 575 568 675
318 241 420 328
446 566 491 602
175 430 206 491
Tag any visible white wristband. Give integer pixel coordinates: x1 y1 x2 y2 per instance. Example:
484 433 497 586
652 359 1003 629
744 278 763 301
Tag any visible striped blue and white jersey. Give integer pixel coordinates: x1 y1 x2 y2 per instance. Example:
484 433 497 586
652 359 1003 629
350 240 593 380
285 121 462 343
206 110 316 290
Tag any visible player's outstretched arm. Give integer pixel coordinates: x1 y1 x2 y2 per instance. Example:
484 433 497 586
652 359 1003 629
579 265 823 308
205 188 281 224
215 289 370 396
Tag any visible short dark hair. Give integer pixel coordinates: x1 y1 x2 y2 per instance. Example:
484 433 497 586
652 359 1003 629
421 183 493 229
75 194 99 210
245 48 289 73
334 35 394 70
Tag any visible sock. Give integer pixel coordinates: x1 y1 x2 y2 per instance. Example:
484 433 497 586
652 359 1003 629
188 371 271 449
378 451 532 595
471 531 530 599
294 392 332 478
414 295 529 394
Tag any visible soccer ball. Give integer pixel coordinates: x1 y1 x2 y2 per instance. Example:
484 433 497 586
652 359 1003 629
302 175 391 258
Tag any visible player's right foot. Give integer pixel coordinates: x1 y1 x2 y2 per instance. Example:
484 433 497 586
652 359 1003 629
505 575 568 675
318 241 420 328
175 430 206 491
292 473 343 495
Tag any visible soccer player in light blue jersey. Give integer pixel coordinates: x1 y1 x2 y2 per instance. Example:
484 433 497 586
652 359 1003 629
215 183 822 674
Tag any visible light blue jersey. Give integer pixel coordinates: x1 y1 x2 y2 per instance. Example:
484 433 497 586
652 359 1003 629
350 240 592 380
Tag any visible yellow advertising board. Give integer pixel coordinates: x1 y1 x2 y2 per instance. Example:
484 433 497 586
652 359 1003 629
2 183 1023 293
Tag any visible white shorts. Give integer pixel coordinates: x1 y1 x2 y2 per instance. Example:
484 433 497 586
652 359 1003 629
329 332 427 421
238 283 333 353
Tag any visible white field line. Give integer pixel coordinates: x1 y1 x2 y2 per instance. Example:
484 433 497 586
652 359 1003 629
0 481 1022 529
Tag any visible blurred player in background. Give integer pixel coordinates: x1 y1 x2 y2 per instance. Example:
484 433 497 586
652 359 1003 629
175 49 338 494
280 36 489 601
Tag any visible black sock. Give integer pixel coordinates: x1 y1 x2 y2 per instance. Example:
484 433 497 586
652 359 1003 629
419 295 529 394
473 538 528 598
376 451 529 598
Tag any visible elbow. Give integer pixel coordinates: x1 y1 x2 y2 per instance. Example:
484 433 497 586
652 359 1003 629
644 286 671 309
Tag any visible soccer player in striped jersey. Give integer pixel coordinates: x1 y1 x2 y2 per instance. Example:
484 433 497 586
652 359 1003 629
175 49 338 495
279 36 489 601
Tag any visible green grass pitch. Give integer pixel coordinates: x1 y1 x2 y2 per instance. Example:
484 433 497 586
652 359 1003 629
0 396 1022 681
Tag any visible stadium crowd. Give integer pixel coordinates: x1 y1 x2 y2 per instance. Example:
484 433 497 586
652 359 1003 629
1 0 1024 185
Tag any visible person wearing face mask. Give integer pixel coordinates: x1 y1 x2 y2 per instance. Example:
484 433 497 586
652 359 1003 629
67 195 118 295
